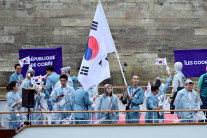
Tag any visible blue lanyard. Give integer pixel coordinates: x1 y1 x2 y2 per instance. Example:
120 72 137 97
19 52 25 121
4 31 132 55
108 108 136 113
15 72 21 85
129 86 133 95
60 87 63 95
61 86 67 95
129 86 139 95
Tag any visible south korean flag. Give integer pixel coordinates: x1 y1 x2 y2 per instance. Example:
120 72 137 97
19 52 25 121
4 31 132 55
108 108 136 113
155 58 167 65
19 56 30 67
31 76 42 85
78 1 115 91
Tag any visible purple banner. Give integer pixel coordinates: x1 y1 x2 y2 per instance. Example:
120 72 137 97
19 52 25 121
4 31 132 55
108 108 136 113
19 47 62 77
174 49 207 77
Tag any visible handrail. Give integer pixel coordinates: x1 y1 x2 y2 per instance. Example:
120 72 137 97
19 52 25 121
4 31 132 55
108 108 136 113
0 87 6 90
0 99 6 101
0 86 173 90
0 109 206 114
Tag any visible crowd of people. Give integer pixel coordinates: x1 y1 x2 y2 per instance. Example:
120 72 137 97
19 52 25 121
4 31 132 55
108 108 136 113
2 62 207 131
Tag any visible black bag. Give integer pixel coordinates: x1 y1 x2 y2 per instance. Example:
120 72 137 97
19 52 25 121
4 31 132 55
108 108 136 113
120 96 127 104
125 105 130 110
105 112 110 119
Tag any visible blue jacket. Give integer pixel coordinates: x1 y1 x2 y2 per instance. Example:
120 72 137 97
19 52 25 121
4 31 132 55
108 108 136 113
7 91 22 112
156 76 171 98
125 86 144 110
67 76 74 88
33 93 46 123
9 72 24 86
124 86 144 122
97 94 119 121
45 72 60 99
34 93 46 111
145 92 159 123
74 87 92 119
6 91 22 131
52 85 75 112
71 76 78 90
174 88 200 119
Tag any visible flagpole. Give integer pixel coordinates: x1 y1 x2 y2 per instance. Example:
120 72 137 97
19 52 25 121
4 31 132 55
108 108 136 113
98 0 130 95
165 57 170 75
113 48 131 96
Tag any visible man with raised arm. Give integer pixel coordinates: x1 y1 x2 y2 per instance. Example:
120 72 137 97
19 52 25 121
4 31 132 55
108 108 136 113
145 84 162 123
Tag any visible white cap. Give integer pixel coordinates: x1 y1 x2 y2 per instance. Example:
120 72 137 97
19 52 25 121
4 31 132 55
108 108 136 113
185 79 194 85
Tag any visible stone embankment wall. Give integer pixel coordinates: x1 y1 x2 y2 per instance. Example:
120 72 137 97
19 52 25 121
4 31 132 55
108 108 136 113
0 0 207 86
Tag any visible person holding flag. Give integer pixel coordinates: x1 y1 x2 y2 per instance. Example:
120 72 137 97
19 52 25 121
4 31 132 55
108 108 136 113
153 71 172 123
123 75 144 124
145 85 162 123
10 64 24 86
77 0 134 124
32 84 47 125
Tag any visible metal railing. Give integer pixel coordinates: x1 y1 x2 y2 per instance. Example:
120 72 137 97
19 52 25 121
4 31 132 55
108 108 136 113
1 109 206 125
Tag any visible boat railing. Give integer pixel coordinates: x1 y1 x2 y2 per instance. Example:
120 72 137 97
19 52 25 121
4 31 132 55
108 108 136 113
0 109 207 128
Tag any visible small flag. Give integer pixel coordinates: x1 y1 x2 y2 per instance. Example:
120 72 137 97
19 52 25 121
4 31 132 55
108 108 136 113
93 96 96 102
145 82 151 94
19 56 30 67
41 75 47 85
31 76 41 84
155 58 167 65
31 75 47 85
